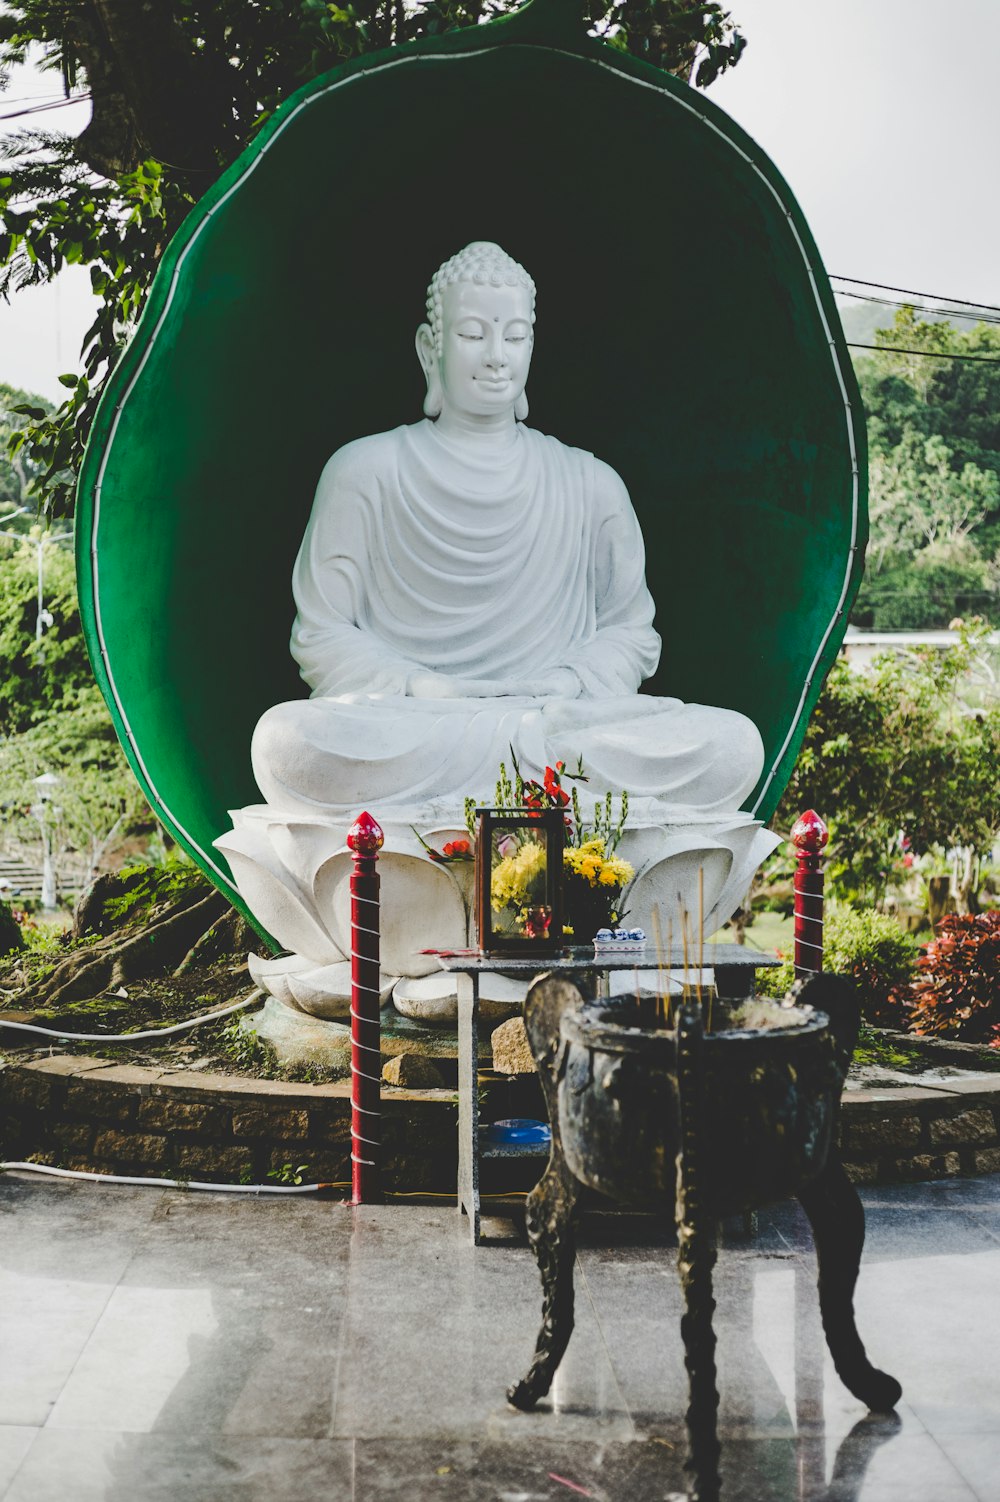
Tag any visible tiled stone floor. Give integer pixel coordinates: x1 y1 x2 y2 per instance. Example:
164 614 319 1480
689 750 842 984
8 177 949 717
2 1171 1000 1501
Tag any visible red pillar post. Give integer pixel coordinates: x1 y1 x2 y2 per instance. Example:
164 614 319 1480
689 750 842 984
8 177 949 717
348 810 384 1204
790 809 829 981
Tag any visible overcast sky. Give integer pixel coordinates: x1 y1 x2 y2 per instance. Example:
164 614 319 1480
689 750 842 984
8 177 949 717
2 0 999 401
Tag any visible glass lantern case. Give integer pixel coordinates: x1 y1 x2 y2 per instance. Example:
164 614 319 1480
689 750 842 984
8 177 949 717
475 807 565 958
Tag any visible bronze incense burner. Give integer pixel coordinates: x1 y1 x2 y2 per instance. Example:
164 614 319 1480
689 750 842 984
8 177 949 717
508 974 901 1502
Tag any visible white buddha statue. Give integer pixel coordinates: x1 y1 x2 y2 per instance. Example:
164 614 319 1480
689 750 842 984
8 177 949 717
216 242 778 1024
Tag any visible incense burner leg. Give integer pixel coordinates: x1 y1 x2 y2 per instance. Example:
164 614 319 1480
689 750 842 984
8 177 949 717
508 977 585 1411
507 1151 582 1409
796 1151 902 1412
676 999 722 1502
791 975 901 1413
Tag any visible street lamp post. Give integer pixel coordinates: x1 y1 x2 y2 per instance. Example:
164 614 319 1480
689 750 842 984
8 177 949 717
31 772 60 911
0 513 72 651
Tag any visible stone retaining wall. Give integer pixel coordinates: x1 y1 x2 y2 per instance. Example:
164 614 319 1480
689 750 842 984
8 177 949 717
840 1079 1000 1184
0 1055 457 1192
2 1054 1000 1192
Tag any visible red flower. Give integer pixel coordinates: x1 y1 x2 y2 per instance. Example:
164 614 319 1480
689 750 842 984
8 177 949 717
442 838 470 858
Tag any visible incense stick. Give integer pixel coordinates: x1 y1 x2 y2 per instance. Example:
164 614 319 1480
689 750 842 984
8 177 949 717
698 865 708 1031
652 902 666 1024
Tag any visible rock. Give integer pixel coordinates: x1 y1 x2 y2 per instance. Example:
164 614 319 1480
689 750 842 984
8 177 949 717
492 1016 536 1075
381 1054 445 1088
249 997 352 1075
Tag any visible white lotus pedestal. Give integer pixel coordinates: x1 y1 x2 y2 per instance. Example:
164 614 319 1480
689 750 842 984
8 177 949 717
219 804 779 1055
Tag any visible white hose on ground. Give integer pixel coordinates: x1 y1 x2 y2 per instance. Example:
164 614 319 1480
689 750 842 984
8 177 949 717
0 1161 344 1194
0 988 264 1042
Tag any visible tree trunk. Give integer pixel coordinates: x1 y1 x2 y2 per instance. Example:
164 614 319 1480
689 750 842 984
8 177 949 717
952 847 980 917
71 0 237 185
926 875 952 931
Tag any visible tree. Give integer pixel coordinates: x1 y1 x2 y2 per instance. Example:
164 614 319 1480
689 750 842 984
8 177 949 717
854 543 993 631
868 431 998 562
0 689 149 886
854 310 1000 628
0 529 91 733
1 0 748 520
861 308 1000 486
775 624 1000 911
0 381 50 516
0 520 147 886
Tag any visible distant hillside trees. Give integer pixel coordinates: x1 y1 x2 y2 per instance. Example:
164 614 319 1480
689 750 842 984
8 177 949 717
854 309 1000 629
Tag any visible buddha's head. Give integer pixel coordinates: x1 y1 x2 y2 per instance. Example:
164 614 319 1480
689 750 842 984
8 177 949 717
416 242 536 423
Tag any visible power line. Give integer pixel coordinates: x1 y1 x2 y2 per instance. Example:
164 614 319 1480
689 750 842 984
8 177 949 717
836 288 1000 331
0 94 90 123
0 91 74 107
833 275 1000 319
848 343 1000 365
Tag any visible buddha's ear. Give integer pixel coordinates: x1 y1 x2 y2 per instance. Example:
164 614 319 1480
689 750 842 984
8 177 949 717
416 323 442 418
515 388 529 422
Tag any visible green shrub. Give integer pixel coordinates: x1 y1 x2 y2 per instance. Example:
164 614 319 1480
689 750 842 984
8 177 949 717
822 908 920 1025
755 956 795 1001
755 908 918 1025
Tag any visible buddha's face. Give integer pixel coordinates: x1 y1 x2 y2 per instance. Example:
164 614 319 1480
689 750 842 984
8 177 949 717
436 280 534 419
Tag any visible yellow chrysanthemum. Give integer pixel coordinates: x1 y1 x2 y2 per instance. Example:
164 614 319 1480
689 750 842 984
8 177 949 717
562 843 634 890
491 839 547 909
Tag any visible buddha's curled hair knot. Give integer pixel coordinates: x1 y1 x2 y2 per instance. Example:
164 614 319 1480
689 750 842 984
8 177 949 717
426 241 536 352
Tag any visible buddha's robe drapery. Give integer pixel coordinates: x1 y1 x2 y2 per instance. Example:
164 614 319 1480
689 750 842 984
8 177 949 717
251 419 764 815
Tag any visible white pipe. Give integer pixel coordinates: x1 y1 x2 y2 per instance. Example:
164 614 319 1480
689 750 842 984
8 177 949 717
0 1161 342 1194
0 988 264 1042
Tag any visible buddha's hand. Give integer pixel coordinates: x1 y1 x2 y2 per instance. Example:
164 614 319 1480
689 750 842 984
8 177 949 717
481 668 581 698
406 668 582 699
406 670 466 699
532 667 582 699
407 670 522 699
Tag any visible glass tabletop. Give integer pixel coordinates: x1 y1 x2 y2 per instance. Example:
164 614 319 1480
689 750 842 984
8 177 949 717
431 943 780 973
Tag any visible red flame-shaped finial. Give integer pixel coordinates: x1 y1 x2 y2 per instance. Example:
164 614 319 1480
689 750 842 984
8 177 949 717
790 809 829 854
347 810 385 855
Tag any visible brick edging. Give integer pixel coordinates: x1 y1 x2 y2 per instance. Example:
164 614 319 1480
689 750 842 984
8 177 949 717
3 1054 1000 1189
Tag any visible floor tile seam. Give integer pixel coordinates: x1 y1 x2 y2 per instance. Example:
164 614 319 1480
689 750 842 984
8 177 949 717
39 1190 167 1431
921 1420 992 1500
573 1252 638 1440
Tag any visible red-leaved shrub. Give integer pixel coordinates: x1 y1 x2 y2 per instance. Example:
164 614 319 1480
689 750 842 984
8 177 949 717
906 911 1000 1044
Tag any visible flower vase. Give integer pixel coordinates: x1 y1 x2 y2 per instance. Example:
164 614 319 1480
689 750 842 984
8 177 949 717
564 875 623 944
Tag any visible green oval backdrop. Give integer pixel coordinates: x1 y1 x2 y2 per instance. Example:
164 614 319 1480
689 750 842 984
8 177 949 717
77 0 866 938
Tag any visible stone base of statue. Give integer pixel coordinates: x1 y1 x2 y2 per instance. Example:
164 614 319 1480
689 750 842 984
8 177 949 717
218 804 779 1023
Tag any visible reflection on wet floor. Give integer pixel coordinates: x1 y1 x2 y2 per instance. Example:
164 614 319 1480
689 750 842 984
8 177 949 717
1 1174 999 1500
